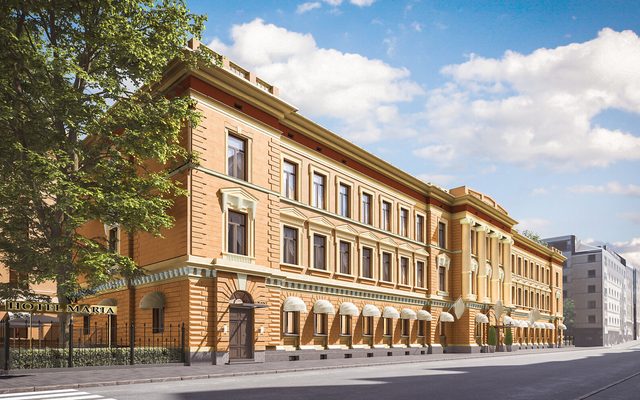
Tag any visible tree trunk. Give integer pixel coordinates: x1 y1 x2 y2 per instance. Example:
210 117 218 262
56 283 70 348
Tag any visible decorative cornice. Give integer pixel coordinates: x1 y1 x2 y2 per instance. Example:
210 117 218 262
92 266 216 292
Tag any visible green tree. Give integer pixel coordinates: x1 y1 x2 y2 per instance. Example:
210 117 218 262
488 326 497 346
563 298 575 329
0 1 212 342
504 327 513 346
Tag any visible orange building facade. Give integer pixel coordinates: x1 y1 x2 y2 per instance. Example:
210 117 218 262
79 41 566 363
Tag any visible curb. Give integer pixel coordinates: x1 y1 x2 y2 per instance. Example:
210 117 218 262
0 345 623 394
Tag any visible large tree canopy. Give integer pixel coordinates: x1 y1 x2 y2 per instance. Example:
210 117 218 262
0 0 210 304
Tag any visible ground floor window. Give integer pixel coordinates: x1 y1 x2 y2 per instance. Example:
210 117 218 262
314 313 328 335
284 311 299 335
418 320 425 337
83 315 91 335
401 319 410 337
383 318 393 336
340 315 351 336
152 307 164 333
363 316 374 336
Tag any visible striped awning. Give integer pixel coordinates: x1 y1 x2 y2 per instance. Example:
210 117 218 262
400 308 417 320
339 302 359 317
362 304 381 317
440 312 455 323
475 313 489 324
383 306 400 319
283 296 307 313
313 300 336 315
417 310 432 321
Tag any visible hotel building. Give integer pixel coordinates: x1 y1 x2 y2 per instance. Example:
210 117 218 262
73 40 566 363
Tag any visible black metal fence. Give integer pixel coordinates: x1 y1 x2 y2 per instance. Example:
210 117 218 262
1 319 186 370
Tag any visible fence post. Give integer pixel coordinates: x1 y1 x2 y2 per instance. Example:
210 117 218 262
129 322 135 365
68 317 74 368
3 320 10 371
182 323 190 366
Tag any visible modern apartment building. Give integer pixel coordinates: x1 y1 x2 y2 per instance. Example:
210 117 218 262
69 40 566 364
544 235 638 346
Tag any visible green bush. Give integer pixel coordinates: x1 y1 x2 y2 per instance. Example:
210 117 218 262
488 326 497 346
9 347 183 369
505 327 513 346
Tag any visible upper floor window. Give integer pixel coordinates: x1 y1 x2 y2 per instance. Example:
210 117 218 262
283 226 298 265
486 237 491 260
227 135 246 180
312 173 326 209
416 261 424 288
362 247 373 279
362 193 372 225
339 241 351 274
438 222 446 248
381 201 391 231
339 183 350 218
108 226 119 253
228 211 247 255
517 257 522 275
470 230 477 255
498 242 504 265
283 160 297 200
416 215 424 242
313 234 327 270
400 208 409 237
400 257 409 285
439 266 446 291
382 252 392 282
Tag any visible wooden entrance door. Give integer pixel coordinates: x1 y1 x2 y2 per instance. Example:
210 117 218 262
229 306 253 361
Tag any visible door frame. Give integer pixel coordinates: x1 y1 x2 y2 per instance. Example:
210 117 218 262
229 305 254 361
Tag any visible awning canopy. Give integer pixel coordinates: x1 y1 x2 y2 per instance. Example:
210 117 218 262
98 298 117 306
516 320 528 328
504 316 515 326
546 323 555 329
339 302 359 317
362 304 381 317
283 296 307 313
139 291 165 309
475 313 489 324
400 308 417 320
440 312 455 323
558 323 567 330
534 322 544 329
417 310 432 321
313 300 336 315
383 306 400 319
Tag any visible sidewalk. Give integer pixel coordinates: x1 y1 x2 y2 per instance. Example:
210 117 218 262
0 343 636 394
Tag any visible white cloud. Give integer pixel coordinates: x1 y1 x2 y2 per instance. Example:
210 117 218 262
611 237 640 267
516 218 551 233
531 187 549 196
323 0 343 5
209 19 423 143
296 2 322 14
568 181 640 197
412 144 455 163
383 36 397 57
417 173 456 187
350 0 375 6
416 28 640 169
411 21 423 32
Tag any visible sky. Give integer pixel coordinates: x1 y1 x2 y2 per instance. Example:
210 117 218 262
187 0 640 266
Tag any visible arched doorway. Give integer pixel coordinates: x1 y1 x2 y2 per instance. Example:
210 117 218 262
229 291 254 362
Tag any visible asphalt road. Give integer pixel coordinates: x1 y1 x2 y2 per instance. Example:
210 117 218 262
32 344 640 400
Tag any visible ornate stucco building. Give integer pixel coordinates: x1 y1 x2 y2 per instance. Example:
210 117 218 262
80 40 566 364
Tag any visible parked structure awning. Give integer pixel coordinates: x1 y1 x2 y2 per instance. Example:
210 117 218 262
417 310 432 321
382 306 400 319
339 302 359 316
400 308 417 320
313 300 336 315
362 304 381 317
283 296 307 313
139 292 165 309
440 312 454 322
558 323 567 330
475 313 489 324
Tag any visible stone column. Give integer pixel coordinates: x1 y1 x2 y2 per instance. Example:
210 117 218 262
502 237 514 306
477 226 488 302
460 218 473 299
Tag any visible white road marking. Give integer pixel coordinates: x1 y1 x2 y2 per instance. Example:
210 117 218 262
0 389 116 400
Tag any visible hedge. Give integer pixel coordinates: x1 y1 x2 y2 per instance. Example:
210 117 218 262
9 347 183 369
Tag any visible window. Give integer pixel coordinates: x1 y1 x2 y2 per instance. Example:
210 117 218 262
524 260 528 278
588 269 596 278
228 211 247 255
400 257 409 285
588 254 596 262
227 135 246 180
283 226 298 265
83 315 91 335
339 184 350 217
362 193 372 225
339 241 351 274
517 258 522 275
383 318 392 336
381 201 391 231
314 313 328 335
400 208 409 237
313 234 327 270
486 237 491 260
283 160 297 199
418 320 425 337
401 319 410 337
362 247 373 279
416 215 424 242
312 173 326 209
363 316 374 336
588 315 596 324
439 266 446 291
556 272 559 286
152 307 164 333
588 300 596 309
108 226 119 253
284 311 299 335
416 261 424 288
588 285 596 293
498 242 504 265
340 315 351 336
382 252 392 282
470 230 476 255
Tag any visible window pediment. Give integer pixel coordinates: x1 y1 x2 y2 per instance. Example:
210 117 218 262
281 207 307 223
220 187 259 220
437 253 450 269
359 231 379 243
335 224 359 237
308 216 335 229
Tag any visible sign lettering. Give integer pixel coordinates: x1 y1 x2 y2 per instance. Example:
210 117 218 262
4 301 116 315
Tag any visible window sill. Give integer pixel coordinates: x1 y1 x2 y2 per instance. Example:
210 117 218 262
335 272 355 278
281 262 304 270
222 252 255 264
313 334 328 337
437 290 449 297
309 268 332 276
413 285 427 291
397 284 412 290
358 276 376 283
283 333 300 337
339 334 352 337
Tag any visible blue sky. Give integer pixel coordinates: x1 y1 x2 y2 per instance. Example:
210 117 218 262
187 0 640 264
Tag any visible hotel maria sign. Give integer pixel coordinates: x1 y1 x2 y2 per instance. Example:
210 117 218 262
4 300 117 315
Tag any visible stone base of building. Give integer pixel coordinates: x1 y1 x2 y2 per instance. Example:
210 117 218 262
429 344 444 354
264 347 430 362
445 344 482 353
